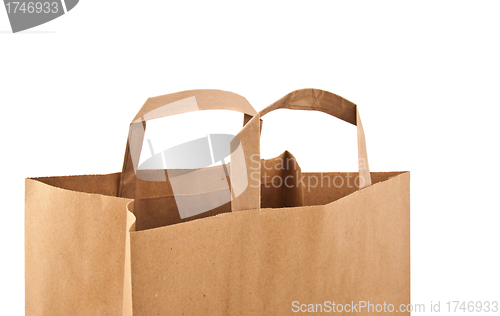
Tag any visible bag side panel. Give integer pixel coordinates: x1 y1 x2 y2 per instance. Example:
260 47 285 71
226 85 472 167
25 179 130 316
33 173 122 197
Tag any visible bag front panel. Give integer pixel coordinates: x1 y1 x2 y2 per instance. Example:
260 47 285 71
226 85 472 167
130 172 410 316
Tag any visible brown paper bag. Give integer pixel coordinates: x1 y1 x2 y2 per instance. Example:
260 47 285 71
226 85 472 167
26 89 410 316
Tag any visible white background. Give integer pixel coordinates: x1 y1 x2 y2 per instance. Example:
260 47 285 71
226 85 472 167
1 1 499 314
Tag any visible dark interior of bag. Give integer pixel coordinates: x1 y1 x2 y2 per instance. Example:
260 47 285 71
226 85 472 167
34 151 405 232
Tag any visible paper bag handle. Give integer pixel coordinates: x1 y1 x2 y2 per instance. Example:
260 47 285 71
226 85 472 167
119 89 257 198
230 88 372 212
